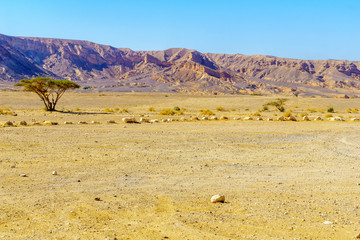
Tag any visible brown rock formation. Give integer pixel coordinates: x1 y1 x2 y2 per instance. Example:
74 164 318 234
0 34 359 96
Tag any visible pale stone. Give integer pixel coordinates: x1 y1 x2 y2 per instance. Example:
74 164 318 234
52 171 57 175
243 116 253 120
64 121 73 124
211 194 225 203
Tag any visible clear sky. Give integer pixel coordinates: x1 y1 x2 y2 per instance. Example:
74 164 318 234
0 0 359 60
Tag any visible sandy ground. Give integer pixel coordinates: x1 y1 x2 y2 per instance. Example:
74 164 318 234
0 91 360 239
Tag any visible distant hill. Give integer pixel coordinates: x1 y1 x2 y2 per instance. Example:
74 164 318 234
0 33 359 96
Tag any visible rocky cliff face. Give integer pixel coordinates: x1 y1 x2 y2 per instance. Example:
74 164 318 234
0 34 359 96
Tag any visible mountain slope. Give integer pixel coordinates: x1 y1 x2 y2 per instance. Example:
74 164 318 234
0 33 359 96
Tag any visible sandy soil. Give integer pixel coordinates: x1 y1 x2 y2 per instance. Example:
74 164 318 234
0 92 360 239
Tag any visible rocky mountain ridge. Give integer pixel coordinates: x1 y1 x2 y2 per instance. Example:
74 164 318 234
0 33 359 96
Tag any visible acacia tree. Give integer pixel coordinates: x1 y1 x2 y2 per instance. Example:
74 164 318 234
15 77 80 111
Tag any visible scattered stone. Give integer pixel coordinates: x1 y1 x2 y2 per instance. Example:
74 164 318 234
180 117 187 121
162 119 168 123
210 116 218 120
10 164 16 168
302 116 310 121
350 118 360 122
219 116 228 120
287 116 297 121
122 117 137 123
94 197 101 201
233 117 241 120
42 121 58 125
29 122 41 126
191 116 199 121
52 171 57 175
356 233 360 239
3 121 14 127
243 116 253 121
19 121 27 126
267 118 273 121
323 221 333 225
277 116 285 121
19 174 27 177
329 117 344 121
107 120 116 124
201 116 209 120
210 194 225 203
256 117 263 121
64 121 73 124
78 121 88 124
314 116 322 121
91 121 100 124
139 117 149 123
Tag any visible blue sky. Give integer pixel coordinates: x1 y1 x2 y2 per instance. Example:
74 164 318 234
0 0 359 60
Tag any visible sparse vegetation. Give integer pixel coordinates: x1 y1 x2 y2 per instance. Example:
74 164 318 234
325 114 333 118
104 108 114 113
306 108 317 113
200 109 215 116
327 107 335 113
159 109 176 115
14 77 80 111
283 110 292 117
252 112 261 116
148 107 155 112
216 107 225 111
300 112 309 117
174 106 180 111
263 98 287 112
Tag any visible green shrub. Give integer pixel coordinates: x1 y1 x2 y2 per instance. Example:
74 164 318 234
216 107 225 111
327 107 334 113
148 107 155 112
174 106 180 111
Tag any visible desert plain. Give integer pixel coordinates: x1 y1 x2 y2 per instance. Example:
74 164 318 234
0 91 360 240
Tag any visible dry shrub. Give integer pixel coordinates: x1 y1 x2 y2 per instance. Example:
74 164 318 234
200 109 215 116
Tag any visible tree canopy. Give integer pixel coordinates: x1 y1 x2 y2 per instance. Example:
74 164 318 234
14 77 80 111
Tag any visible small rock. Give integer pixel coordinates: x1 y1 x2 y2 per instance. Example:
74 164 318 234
19 174 27 177
19 121 27 126
10 165 16 168
323 221 333 225
52 171 57 175
210 194 225 203
64 121 73 124
356 233 360 239
94 197 101 201
107 120 116 124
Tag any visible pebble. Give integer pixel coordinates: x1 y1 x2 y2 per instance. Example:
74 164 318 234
19 174 27 177
10 165 16 168
211 194 225 203
94 197 101 201
323 221 333 225
52 171 57 175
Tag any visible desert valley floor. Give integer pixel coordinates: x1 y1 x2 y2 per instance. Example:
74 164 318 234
0 91 360 239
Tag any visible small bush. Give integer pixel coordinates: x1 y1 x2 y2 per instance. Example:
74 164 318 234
252 112 261 116
283 110 292 117
327 107 335 113
200 109 215 116
104 108 114 113
159 109 176 115
245 108 249 111
148 107 155 112
216 107 225 111
325 114 333 118
231 108 236 111
262 105 269 111
180 107 186 111
122 108 129 113
307 108 317 113
114 107 120 111
174 106 180 111
300 112 309 117
278 106 285 112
